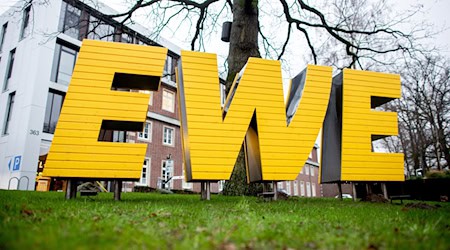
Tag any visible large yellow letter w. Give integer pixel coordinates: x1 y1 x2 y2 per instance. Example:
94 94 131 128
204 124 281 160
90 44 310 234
178 51 332 182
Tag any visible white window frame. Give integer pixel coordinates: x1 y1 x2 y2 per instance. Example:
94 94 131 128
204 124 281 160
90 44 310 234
305 165 310 175
136 158 150 186
161 160 173 189
306 182 311 197
312 183 317 197
293 180 298 196
138 121 152 141
162 125 175 146
286 181 291 195
162 89 175 113
310 166 314 176
277 181 283 190
300 181 305 197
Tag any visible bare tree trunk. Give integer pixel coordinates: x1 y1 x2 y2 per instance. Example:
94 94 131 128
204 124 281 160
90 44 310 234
226 0 261 92
222 0 262 196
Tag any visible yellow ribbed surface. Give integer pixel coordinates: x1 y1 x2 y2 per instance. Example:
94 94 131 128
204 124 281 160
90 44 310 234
180 51 332 181
44 40 167 178
341 69 404 181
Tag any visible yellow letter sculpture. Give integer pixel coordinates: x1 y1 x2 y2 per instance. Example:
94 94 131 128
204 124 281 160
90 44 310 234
178 51 332 182
43 40 404 184
320 69 404 182
43 40 167 179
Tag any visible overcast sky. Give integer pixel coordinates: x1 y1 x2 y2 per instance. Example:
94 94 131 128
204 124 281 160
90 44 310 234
0 0 449 76
94 0 450 76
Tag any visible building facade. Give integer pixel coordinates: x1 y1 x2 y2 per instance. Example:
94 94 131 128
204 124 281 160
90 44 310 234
277 145 321 197
0 0 187 191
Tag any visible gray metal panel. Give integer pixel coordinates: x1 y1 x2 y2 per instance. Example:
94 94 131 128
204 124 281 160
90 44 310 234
320 73 343 183
176 60 192 181
286 68 307 125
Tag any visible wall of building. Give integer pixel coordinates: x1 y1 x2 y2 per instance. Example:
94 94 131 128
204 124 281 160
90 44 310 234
0 1 64 190
0 0 188 191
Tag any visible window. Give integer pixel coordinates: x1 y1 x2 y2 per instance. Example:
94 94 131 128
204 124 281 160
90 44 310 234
300 181 305 197
87 17 114 41
162 89 175 112
20 5 31 39
137 158 150 186
305 165 310 176
52 42 78 85
3 92 15 135
294 180 298 196
310 166 314 176
120 32 133 43
163 126 175 146
138 122 151 141
161 160 173 189
306 182 311 197
3 48 15 91
61 3 81 39
277 181 283 190
163 55 176 82
312 183 316 197
0 22 7 52
286 181 291 195
112 131 126 142
98 130 126 142
43 90 65 134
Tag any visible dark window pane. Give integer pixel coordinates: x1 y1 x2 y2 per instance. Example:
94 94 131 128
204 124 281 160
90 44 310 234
57 47 77 85
43 92 53 133
50 94 63 133
0 22 7 52
43 90 65 134
3 92 15 135
3 49 15 91
64 4 81 39
6 49 15 79
87 17 114 41
21 5 31 38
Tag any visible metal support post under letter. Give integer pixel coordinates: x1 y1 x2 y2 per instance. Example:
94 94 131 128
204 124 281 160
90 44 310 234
65 179 72 200
200 181 206 200
114 180 122 201
273 181 278 201
352 182 357 201
65 179 77 200
381 182 388 199
206 181 211 201
337 182 343 200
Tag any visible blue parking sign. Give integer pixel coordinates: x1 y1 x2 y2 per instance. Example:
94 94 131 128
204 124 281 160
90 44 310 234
13 156 21 171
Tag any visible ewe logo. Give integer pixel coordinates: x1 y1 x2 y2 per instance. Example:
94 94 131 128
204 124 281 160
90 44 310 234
43 40 404 183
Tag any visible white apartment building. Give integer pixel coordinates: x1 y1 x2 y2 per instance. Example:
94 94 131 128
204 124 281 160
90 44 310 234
0 0 184 190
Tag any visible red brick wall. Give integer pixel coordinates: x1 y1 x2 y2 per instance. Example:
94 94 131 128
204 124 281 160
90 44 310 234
130 81 184 190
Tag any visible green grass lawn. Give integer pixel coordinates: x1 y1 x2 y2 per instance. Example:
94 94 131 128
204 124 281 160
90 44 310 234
0 191 449 250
